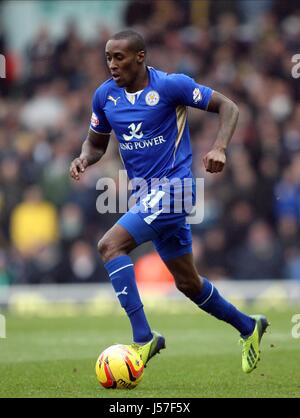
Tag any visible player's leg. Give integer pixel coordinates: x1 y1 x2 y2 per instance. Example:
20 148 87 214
165 253 269 372
98 222 152 344
98 212 165 364
164 252 256 336
154 225 268 372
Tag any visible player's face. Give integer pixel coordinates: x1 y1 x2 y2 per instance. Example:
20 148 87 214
105 39 145 89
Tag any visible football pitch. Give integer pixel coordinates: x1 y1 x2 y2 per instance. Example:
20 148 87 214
0 306 300 398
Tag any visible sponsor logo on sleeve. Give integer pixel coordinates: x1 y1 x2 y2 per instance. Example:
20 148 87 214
91 112 99 127
193 88 202 104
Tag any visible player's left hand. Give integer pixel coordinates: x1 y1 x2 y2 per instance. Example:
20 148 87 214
203 147 226 173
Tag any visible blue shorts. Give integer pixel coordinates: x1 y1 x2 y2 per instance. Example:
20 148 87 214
117 185 193 261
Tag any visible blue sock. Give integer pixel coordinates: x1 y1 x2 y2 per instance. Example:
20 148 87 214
191 278 255 337
104 255 153 343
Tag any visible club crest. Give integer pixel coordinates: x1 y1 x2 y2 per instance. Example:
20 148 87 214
145 90 160 106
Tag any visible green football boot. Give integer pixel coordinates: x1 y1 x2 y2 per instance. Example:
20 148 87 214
240 314 269 373
131 331 166 366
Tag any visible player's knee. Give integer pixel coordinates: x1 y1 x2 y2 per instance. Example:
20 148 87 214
97 238 107 260
97 238 120 263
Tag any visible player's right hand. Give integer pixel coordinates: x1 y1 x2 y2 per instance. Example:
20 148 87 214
69 157 88 181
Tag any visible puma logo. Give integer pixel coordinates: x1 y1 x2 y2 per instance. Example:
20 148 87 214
116 286 128 297
108 95 120 106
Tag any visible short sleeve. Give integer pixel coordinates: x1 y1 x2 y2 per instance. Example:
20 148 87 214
89 89 112 134
165 73 213 110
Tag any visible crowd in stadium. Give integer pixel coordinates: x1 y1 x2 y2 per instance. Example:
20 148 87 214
1 0 300 285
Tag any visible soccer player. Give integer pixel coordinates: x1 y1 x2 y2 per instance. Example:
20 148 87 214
70 30 268 373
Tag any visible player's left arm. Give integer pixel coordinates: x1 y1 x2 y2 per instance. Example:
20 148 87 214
165 74 238 173
203 91 239 173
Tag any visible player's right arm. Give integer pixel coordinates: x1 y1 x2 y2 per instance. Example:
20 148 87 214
70 130 110 181
70 86 112 181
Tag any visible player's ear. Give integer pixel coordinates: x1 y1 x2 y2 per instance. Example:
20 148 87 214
136 51 145 64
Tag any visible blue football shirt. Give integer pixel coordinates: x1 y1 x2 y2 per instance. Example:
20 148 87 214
90 67 213 184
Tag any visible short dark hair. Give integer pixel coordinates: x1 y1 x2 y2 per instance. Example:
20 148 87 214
110 30 146 53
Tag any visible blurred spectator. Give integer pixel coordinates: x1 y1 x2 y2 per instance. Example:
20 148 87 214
0 250 11 286
0 155 24 237
41 140 71 206
60 203 84 244
64 240 106 283
53 20 84 88
228 220 284 279
124 0 155 27
25 25 55 93
203 226 229 280
237 0 273 23
10 185 58 256
274 154 300 220
223 199 255 251
20 90 67 130
278 215 300 248
284 246 300 280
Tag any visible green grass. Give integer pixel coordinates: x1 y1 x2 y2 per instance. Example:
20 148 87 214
0 306 300 398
